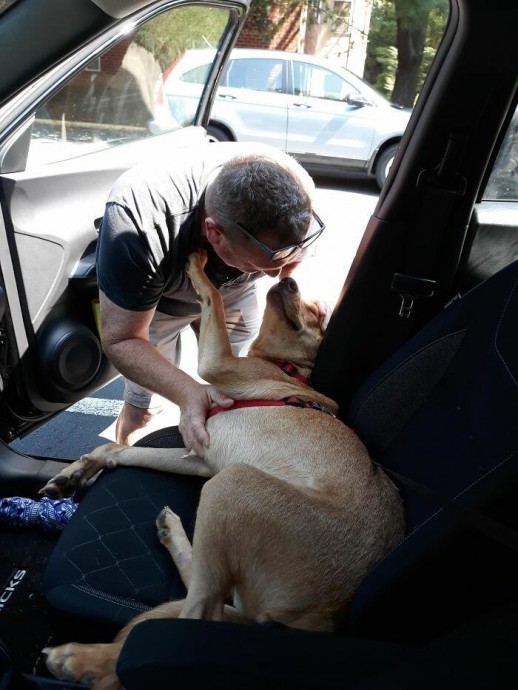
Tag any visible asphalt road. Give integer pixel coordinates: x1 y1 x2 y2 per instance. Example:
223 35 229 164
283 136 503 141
10 176 379 461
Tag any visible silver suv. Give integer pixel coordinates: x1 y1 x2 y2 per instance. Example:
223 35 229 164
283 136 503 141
161 48 411 188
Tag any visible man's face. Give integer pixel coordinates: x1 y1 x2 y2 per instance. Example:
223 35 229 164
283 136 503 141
215 238 299 278
204 218 302 278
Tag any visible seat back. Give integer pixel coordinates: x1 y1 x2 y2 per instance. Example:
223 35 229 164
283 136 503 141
343 260 518 641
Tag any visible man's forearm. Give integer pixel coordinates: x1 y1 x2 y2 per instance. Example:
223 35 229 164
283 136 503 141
104 337 198 408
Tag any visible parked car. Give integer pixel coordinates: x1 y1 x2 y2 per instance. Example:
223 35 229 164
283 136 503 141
158 48 411 188
1 0 518 688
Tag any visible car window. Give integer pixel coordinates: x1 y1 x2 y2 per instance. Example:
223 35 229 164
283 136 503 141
483 106 518 201
225 58 284 93
292 61 355 101
27 5 231 167
180 64 212 84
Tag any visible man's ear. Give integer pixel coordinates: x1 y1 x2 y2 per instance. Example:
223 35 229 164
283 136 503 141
204 217 225 248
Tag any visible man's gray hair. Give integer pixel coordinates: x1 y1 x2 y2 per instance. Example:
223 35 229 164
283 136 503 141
205 154 313 245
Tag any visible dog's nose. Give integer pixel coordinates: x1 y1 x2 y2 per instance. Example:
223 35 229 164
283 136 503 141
281 277 299 293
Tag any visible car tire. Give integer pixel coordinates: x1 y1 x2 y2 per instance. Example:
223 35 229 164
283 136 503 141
375 143 399 189
206 124 233 142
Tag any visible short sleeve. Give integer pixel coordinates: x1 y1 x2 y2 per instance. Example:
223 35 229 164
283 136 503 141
96 202 166 311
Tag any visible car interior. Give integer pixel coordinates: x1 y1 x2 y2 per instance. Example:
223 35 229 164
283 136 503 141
1 0 518 688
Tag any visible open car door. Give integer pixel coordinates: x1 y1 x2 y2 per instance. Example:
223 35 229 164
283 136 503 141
0 0 249 443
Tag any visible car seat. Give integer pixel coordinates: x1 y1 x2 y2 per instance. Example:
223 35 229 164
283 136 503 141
42 260 518 687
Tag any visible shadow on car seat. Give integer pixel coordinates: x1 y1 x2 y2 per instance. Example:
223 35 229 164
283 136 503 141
42 261 518 687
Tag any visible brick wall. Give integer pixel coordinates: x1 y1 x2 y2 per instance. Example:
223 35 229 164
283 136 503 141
236 3 304 52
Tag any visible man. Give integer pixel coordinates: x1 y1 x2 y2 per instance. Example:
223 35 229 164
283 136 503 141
96 141 325 452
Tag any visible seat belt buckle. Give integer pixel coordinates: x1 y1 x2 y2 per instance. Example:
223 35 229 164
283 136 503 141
392 273 437 319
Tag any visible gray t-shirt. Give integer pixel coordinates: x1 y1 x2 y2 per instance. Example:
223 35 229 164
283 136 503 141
96 141 314 318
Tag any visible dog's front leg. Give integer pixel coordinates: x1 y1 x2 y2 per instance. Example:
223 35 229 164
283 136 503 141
187 250 239 384
41 443 212 499
40 442 122 498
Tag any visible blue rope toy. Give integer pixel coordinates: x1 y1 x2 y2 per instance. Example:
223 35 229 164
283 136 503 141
0 496 78 532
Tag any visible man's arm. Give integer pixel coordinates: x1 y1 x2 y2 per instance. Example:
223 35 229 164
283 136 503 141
99 292 233 456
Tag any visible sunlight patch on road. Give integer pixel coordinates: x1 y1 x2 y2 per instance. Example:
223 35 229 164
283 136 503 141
69 398 123 417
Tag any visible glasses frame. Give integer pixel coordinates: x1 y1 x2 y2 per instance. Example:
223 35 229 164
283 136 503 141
233 211 326 263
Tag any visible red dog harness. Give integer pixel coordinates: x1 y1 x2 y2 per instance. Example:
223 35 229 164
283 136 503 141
207 360 335 419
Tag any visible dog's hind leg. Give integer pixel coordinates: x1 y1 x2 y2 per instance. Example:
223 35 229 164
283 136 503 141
44 601 186 686
179 463 349 631
178 464 290 623
178 468 243 622
156 506 193 588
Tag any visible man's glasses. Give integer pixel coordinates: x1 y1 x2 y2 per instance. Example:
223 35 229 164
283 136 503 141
233 211 326 263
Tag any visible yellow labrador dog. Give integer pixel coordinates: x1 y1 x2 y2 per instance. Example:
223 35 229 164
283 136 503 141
42 249 405 688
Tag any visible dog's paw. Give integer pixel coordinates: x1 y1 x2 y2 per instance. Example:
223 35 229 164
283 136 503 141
187 248 208 274
44 642 121 688
156 505 182 544
39 448 114 498
40 469 84 499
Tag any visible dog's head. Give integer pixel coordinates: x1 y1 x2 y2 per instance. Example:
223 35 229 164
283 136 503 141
248 277 324 369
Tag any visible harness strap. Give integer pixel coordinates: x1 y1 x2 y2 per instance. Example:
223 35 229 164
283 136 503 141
208 396 335 419
270 359 311 386
208 399 286 419
207 360 333 419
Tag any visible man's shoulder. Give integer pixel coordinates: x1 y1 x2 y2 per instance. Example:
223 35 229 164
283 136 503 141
107 144 210 209
107 140 314 207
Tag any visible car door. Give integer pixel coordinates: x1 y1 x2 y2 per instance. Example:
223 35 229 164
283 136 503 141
0 0 248 442
212 55 289 149
286 58 376 168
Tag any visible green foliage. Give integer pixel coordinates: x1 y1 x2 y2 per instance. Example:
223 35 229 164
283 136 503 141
365 0 448 103
136 6 231 71
364 0 396 95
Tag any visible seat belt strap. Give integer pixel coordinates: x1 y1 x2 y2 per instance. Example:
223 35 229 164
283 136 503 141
392 131 468 319
374 461 518 553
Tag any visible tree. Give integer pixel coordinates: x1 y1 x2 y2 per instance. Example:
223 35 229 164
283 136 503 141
365 0 448 107
391 0 440 106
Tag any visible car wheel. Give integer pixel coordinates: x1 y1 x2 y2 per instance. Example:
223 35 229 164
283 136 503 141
375 143 399 189
206 124 233 142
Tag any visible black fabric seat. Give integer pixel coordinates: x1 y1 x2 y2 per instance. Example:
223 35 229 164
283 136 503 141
43 429 205 627
43 261 518 686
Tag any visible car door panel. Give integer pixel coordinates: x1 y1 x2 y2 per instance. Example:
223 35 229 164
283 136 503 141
214 86 289 148
454 203 518 294
287 59 375 165
0 127 207 420
287 96 375 164
211 55 289 149
0 0 248 439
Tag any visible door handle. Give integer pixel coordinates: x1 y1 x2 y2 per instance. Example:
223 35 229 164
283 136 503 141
217 94 236 100
293 103 312 109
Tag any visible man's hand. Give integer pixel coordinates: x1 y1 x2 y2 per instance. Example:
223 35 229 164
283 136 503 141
316 299 332 332
178 383 234 457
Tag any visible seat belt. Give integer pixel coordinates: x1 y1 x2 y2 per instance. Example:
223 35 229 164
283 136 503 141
392 131 468 319
374 461 518 553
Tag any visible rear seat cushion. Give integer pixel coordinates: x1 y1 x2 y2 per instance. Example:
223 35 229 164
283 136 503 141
43 428 204 626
